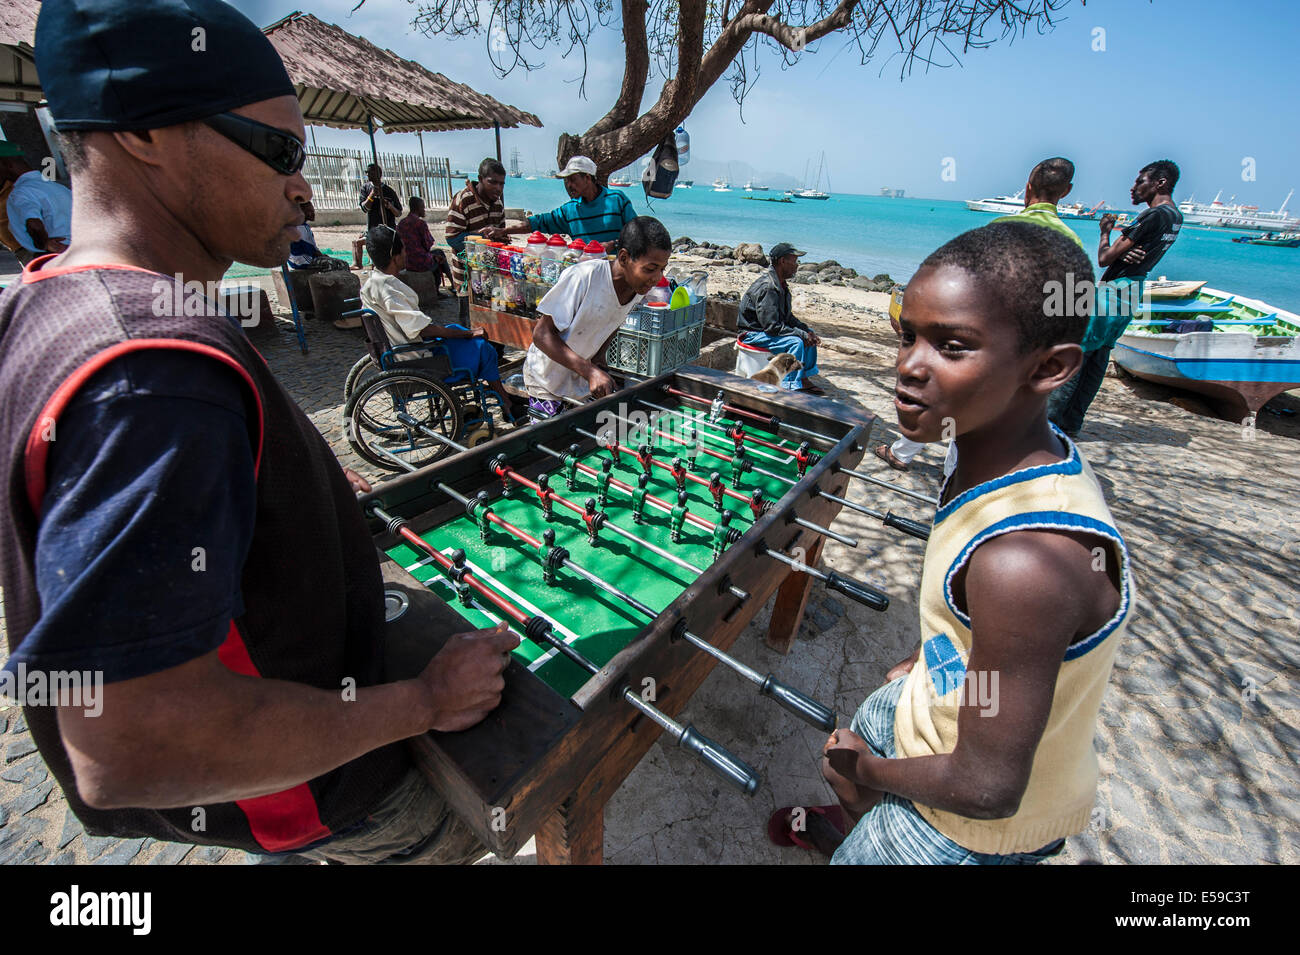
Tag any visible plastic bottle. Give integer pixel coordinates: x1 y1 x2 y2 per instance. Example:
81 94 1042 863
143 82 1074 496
582 239 607 262
643 275 672 306
524 232 547 279
685 270 708 304
543 233 568 284
674 126 690 165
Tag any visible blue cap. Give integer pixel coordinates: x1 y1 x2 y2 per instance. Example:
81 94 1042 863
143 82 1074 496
36 0 296 132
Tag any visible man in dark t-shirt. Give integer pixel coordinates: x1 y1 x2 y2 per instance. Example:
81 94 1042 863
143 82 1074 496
0 0 515 865
359 163 401 230
1049 159 1182 436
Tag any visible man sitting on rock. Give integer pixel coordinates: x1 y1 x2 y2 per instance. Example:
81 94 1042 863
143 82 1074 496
737 242 823 394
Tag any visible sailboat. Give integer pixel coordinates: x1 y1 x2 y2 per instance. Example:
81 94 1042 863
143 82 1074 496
799 152 830 200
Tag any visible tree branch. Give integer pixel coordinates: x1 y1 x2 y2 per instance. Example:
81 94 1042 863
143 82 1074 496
586 0 650 137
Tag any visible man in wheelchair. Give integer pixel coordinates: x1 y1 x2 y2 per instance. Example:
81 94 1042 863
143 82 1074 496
361 225 526 421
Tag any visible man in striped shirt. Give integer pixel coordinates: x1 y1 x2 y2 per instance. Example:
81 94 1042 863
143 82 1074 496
504 156 637 250
444 158 508 319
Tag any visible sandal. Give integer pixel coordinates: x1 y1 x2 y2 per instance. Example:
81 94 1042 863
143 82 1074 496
874 443 910 472
767 804 846 850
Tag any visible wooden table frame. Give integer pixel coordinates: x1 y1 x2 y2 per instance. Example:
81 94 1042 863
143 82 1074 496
369 367 872 864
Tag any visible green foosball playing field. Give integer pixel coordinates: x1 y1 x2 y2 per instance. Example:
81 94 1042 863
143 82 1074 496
385 405 809 698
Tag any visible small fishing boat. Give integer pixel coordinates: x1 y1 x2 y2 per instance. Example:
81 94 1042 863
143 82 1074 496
1231 232 1300 247
743 195 794 204
1113 287 1300 420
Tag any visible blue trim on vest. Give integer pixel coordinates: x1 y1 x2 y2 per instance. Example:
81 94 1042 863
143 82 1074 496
923 633 968 698
941 510 1132 660
935 425 1078 525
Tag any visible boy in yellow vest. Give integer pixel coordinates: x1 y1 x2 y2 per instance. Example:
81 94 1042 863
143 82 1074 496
795 222 1133 863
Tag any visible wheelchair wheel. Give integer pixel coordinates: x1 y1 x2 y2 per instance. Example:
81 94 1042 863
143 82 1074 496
344 370 464 471
343 354 380 405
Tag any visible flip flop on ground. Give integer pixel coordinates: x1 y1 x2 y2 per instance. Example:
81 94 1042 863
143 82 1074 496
767 804 847 853
874 443 909 471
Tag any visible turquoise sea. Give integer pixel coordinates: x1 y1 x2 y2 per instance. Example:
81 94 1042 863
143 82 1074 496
496 178 1300 315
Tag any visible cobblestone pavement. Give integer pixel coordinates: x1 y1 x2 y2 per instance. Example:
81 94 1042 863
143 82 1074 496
2 274 1295 865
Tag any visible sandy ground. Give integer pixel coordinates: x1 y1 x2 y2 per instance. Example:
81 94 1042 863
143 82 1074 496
2 246 1296 866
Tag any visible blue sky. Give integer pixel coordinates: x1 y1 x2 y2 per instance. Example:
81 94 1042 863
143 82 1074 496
233 0 1300 205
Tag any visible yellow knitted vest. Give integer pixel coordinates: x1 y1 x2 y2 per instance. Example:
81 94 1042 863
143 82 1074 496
893 433 1133 854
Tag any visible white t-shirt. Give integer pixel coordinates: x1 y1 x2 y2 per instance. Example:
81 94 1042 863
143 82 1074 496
523 258 643 401
6 170 72 253
361 270 430 357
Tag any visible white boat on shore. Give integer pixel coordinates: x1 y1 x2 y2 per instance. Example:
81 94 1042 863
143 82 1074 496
1179 189 1300 232
1113 286 1300 420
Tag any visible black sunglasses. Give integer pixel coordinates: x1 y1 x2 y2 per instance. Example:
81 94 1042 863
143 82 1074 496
202 112 306 176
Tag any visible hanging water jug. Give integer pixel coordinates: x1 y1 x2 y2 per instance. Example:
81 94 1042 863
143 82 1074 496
674 126 690 165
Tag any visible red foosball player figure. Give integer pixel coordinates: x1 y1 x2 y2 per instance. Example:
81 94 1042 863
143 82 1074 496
670 457 688 492
708 472 725 511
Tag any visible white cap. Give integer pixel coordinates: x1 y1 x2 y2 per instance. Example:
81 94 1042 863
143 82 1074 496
558 156 598 178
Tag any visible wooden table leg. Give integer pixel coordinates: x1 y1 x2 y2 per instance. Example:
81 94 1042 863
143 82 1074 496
765 536 825 655
535 794 604 865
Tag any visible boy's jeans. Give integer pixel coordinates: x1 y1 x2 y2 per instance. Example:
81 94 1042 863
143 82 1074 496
830 677 1065 865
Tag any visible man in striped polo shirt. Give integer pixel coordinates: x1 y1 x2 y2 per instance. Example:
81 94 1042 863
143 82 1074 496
444 157 508 319
504 155 637 251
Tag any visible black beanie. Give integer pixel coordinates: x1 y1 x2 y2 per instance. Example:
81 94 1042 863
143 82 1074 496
36 0 296 131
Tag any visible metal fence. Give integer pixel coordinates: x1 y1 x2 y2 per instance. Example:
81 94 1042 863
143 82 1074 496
303 146 453 212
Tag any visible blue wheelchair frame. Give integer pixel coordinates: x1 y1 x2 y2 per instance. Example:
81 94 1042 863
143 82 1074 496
341 298 516 466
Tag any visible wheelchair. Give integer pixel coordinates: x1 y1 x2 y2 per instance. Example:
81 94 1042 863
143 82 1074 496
340 298 522 472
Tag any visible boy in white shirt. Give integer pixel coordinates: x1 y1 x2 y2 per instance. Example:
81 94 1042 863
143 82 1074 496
524 216 671 418
360 225 524 420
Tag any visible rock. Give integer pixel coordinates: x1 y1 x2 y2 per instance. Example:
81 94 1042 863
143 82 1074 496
694 249 717 260
743 264 763 273
848 277 876 291
733 242 768 266
872 273 894 284
672 236 693 249
716 246 734 259
92 838 147 865
149 842 196 865
1 758 47 787
818 267 844 280
4 738 37 763
840 267 858 279
58 809 83 850
192 845 228 864
796 262 818 273
13 779 53 816
815 259 841 270
789 272 813 285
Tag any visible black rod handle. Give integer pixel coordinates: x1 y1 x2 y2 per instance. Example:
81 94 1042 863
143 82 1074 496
884 512 932 541
825 571 889 612
678 725 761 795
760 677 837 732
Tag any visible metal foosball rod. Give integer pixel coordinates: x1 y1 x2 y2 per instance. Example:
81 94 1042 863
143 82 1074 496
587 410 930 542
664 386 837 444
572 425 754 509
417 485 836 732
573 395 796 467
392 412 750 601
557 422 859 549
833 462 941 508
531 441 891 613
634 397 799 459
758 543 890 612
368 504 761 795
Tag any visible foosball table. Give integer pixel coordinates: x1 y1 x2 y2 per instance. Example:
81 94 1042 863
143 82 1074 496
365 366 931 863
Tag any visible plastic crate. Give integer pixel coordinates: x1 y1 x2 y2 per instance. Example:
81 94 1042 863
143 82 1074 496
606 313 706 376
621 299 705 335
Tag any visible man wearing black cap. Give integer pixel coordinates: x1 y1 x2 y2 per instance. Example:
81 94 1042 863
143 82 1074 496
737 242 824 394
0 0 514 865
